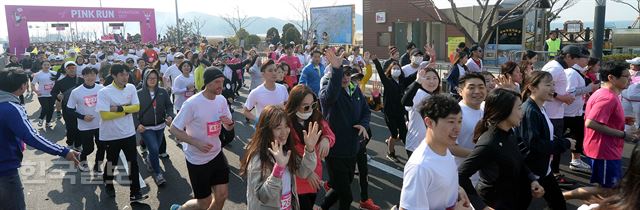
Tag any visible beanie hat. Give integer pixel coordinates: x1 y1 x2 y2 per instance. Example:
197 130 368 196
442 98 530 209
202 67 225 89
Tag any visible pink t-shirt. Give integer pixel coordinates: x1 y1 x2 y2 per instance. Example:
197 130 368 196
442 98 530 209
584 88 625 160
278 55 302 76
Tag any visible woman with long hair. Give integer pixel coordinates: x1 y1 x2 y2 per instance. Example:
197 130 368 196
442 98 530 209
240 105 320 210
285 85 335 210
372 57 408 162
459 88 544 209
516 71 576 210
402 67 441 157
446 51 469 98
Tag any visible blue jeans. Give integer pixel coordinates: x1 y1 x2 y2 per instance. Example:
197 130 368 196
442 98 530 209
0 172 26 210
141 128 165 175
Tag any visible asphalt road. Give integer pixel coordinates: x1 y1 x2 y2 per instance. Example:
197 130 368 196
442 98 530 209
18 79 636 210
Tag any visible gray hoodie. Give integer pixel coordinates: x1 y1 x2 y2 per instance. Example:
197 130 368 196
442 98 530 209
0 90 20 104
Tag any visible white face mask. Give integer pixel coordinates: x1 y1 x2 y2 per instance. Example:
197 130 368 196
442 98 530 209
412 56 423 64
159 57 167 62
296 111 313 120
391 69 401 78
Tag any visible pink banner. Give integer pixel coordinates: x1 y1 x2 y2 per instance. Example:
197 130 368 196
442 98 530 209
5 5 157 55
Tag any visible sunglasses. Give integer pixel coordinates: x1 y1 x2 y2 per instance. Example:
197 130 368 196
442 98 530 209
302 102 318 112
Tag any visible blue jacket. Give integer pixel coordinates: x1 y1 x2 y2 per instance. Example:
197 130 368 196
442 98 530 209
320 67 371 158
299 62 325 95
0 91 69 176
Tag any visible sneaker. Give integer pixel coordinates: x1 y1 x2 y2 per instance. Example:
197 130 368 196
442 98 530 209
45 122 52 128
140 147 148 154
359 199 381 210
56 111 62 119
104 184 116 197
77 161 90 172
386 152 399 163
570 159 592 173
37 119 43 127
93 164 103 175
170 204 181 210
159 153 170 158
155 174 167 186
129 192 149 203
554 174 574 187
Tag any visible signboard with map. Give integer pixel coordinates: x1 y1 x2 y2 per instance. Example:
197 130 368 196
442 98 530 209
310 5 355 45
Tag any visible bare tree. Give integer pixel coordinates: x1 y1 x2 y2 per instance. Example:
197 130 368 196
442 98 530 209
221 6 257 36
546 0 579 23
612 0 640 14
289 0 321 42
191 16 206 36
410 0 541 46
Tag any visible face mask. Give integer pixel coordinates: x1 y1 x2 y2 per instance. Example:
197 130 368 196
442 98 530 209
296 111 313 120
391 69 401 78
160 57 167 62
412 56 423 64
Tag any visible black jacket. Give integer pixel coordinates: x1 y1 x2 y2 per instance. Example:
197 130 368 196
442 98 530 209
458 127 538 210
400 52 411 67
373 59 406 118
134 70 174 128
51 75 83 110
515 98 571 177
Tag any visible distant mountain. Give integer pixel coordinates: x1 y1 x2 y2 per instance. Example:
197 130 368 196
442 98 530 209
550 20 635 30
155 11 363 37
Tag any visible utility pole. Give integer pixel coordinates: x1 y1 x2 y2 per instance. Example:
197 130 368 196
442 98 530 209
100 0 106 37
175 0 181 44
593 0 606 59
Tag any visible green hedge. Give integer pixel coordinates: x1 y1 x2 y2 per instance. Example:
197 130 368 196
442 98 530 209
602 54 637 62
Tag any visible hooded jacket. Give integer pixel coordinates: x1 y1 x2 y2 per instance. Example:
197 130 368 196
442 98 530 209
134 70 175 127
0 90 69 176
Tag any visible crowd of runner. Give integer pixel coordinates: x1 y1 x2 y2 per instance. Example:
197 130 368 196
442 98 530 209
0 34 639 210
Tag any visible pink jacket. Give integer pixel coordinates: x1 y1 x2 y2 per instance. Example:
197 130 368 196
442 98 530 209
289 119 335 194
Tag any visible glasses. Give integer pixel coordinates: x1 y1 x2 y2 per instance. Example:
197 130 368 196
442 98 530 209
302 102 318 112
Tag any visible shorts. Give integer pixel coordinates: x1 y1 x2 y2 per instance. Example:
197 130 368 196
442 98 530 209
588 158 622 188
186 152 230 199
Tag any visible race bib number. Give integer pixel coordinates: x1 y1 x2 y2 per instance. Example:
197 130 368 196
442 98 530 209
206 121 222 137
280 192 292 210
43 83 54 91
83 95 98 107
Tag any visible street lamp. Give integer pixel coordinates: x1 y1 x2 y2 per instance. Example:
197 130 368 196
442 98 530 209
593 0 606 58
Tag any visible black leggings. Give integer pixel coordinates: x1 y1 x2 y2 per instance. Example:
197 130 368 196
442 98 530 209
563 116 584 154
539 173 567 210
78 129 106 164
103 135 142 194
62 109 80 147
384 114 407 143
321 156 357 210
37 97 55 123
355 144 370 202
550 119 564 174
298 193 317 210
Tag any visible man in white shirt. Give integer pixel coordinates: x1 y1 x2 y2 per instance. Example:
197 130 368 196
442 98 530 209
243 60 289 123
449 74 487 187
541 45 587 184
400 94 470 210
169 67 235 210
96 64 148 202
67 67 105 173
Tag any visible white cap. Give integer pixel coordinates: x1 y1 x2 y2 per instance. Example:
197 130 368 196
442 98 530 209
174 52 185 58
626 57 640 65
63 61 77 69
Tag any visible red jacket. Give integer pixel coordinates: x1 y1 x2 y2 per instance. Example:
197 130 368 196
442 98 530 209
289 119 335 194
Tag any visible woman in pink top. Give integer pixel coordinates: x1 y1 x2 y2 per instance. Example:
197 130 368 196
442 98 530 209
285 85 335 210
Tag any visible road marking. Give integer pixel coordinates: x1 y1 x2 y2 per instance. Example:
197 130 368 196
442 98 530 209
368 159 404 179
118 151 147 188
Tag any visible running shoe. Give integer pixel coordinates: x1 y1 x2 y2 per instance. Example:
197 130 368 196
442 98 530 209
130 192 149 203
569 159 592 173
359 199 381 210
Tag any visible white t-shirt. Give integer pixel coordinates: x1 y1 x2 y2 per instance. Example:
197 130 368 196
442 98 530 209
401 64 419 77
455 102 484 186
405 89 430 151
172 74 195 111
465 58 484 73
163 64 181 84
172 92 232 165
541 60 568 119
96 83 140 141
67 84 103 131
32 70 57 97
400 141 458 210
75 64 86 78
564 66 586 117
159 63 169 76
244 83 289 120
541 107 554 176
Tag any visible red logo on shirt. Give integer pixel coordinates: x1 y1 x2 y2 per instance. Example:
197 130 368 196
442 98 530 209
83 95 98 107
43 84 54 91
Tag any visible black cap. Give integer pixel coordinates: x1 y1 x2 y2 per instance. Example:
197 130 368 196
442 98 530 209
202 67 225 89
126 57 135 63
561 45 589 58
411 50 424 56
470 45 482 52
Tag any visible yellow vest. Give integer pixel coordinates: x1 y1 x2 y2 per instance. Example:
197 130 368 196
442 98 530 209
546 38 561 56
